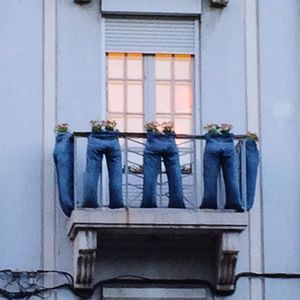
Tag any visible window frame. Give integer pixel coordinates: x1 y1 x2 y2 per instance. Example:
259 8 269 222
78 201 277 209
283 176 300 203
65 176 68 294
99 15 202 206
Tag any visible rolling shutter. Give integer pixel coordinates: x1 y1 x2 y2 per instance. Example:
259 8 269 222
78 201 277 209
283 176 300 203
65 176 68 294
105 17 197 54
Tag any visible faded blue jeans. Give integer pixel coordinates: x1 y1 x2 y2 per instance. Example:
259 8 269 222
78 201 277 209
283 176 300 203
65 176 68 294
200 133 244 211
237 139 259 211
141 133 185 208
53 132 74 217
82 131 124 209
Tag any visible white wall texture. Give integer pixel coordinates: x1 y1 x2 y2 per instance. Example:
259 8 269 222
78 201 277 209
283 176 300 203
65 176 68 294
0 0 43 270
258 0 300 298
0 0 299 299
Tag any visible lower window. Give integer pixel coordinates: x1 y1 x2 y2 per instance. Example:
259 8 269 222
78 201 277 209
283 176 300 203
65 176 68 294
103 286 206 300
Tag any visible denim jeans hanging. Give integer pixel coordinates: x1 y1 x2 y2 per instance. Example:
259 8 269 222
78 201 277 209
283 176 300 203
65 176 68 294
82 131 124 209
237 139 259 211
53 132 74 217
200 133 244 211
141 133 185 208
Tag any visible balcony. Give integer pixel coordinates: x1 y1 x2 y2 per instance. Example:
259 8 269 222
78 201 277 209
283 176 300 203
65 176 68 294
67 132 249 292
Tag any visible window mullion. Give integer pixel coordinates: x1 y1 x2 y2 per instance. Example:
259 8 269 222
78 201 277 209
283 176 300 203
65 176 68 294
171 55 175 123
143 54 156 122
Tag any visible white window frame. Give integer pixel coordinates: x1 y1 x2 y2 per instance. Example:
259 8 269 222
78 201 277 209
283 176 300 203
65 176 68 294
99 15 202 207
101 0 202 16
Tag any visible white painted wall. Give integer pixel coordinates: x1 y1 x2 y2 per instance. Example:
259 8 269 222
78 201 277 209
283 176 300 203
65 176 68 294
258 0 300 298
0 0 299 299
201 0 246 133
0 0 43 270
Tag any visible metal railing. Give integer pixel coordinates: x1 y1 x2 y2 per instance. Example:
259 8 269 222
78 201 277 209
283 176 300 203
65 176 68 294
73 132 248 210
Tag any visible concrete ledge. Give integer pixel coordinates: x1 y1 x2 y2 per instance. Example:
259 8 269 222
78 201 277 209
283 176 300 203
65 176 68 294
67 208 248 239
67 208 248 291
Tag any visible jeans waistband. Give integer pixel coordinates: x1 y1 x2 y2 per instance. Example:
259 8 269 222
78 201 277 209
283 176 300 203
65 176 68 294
205 133 234 143
245 139 258 148
146 132 176 142
55 132 72 143
90 131 119 140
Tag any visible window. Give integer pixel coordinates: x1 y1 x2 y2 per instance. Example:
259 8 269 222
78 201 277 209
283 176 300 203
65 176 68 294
103 287 206 300
107 53 193 134
106 53 195 208
102 16 200 208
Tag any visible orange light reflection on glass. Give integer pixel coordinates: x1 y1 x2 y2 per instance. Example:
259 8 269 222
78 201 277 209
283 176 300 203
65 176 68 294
175 84 192 114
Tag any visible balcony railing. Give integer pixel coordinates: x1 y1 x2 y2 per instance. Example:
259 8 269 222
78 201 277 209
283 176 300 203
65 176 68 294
72 132 248 210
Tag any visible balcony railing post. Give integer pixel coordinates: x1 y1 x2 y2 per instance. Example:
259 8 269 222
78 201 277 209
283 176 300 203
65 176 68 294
240 139 247 210
74 136 78 209
158 158 163 206
124 137 129 207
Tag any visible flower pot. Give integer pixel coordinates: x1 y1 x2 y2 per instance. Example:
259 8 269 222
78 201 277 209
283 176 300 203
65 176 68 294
53 132 74 217
141 133 185 209
82 131 124 209
200 133 243 211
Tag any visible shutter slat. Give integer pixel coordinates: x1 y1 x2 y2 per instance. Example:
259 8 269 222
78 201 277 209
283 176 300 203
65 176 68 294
105 17 196 54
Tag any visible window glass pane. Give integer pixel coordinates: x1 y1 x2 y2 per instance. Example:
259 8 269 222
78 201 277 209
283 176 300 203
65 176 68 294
156 115 172 125
108 53 125 78
175 83 192 114
175 117 192 134
156 82 171 113
155 54 172 80
127 82 143 113
108 115 124 132
127 53 143 79
127 116 143 132
108 81 124 112
174 54 191 80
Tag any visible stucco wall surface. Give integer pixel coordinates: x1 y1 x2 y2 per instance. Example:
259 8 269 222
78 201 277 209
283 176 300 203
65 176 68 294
0 0 43 270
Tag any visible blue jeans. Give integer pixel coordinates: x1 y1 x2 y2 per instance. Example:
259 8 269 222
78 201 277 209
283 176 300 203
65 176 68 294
237 140 259 211
53 132 74 217
200 134 243 211
82 131 124 209
141 133 185 208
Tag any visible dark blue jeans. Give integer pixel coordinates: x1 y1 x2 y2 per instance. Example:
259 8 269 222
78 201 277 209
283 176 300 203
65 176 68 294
200 134 243 211
82 131 124 209
141 133 185 208
237 140 259 211
53 132 74 217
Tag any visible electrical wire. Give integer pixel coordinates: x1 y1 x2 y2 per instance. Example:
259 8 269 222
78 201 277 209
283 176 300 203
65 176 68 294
0 270 300 299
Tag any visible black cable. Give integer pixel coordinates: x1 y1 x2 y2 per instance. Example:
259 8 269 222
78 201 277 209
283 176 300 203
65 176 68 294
1 270 300 299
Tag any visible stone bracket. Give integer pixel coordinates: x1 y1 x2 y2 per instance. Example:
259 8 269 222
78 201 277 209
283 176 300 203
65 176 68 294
211 0 229 8
73 230 97 289
216 232 240 291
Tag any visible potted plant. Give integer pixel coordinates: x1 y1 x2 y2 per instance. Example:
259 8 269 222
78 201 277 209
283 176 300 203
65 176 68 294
200 123 244 212
144 121 160 133
53 123 74 217
54 123 69 133
141 121 185 209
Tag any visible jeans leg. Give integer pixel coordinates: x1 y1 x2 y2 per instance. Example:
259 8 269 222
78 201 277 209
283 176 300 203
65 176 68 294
200 145 220 209
106 143 124 209
246 141 259 210
141 148 161 208
164 149 185 208
82 146 102 208
53 133 74 217
222 147 244 211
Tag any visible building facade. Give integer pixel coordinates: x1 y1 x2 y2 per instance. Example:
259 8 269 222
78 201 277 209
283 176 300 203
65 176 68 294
0 0 300 299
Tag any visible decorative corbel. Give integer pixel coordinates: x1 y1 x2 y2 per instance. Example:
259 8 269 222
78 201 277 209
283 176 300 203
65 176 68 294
216 232 239 291
211 0 229 8
73 230 97 289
